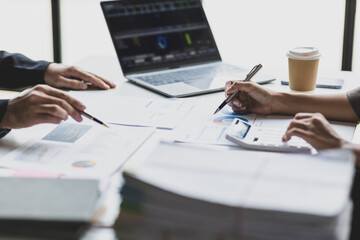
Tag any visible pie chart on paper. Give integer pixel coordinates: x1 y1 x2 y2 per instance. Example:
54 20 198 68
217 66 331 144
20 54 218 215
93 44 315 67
72 161 96 168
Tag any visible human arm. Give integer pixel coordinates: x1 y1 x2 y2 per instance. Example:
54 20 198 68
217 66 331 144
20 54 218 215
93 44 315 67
224 81 360 165
282 113 348 149
0 100 11 137
44 63 116 90
0 85 86 129
225 81 358 122
0 51 116 90
0 51 49 88
282 112 360 167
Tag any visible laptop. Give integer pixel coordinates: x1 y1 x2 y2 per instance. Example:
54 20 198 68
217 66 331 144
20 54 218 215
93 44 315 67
101 0 275 97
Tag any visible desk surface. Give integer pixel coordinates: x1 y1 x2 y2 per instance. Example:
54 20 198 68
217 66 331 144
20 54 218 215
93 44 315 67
1 55 360 240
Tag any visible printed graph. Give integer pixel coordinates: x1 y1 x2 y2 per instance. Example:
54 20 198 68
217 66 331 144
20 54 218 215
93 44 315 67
42 123 91 143
72 161 96 168
213 106 250 125
14 143 64 164
213 116 248 125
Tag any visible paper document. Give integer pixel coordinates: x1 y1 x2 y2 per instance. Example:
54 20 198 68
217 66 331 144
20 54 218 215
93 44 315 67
126 142 354 210
175 99 355 146
0 122 155 177
70 91 194 129
12 169 61 178
0 168 15 177
119 142 355 240
175 100 288 145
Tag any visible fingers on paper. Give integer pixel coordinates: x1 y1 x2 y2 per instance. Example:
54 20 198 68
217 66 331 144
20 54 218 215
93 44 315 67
68 66 115 90
282 112 325 142
58 77 88 90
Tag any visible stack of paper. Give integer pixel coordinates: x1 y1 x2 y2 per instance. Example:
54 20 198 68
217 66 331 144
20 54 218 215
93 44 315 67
115 142 355 240
0 178 102 240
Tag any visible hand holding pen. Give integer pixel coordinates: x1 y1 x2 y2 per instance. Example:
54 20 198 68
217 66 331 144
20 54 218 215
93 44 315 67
213 64 263 115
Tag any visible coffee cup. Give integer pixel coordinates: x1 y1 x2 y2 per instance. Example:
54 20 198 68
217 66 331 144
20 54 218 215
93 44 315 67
287 47 321 91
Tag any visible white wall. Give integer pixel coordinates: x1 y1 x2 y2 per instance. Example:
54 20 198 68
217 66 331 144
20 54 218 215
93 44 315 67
60 0 115 65
0 0 350 74
203 0 345 74
353 4 360 73
0 0 53 62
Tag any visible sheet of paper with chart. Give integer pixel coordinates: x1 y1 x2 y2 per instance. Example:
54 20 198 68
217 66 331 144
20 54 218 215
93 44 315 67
175 98 276 146
70 91 194 129
0 122 155 177
175 98 356 146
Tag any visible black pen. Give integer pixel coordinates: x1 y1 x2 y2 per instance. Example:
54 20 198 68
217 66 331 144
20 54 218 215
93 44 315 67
80 111 110 128
213 64 263 115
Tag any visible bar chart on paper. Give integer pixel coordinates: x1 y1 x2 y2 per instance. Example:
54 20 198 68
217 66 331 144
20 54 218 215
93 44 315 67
0 122 155 177
42 122 92 143
14 143 65 164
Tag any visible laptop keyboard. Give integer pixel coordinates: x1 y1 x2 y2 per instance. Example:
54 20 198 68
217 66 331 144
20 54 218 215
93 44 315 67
136 65 243 86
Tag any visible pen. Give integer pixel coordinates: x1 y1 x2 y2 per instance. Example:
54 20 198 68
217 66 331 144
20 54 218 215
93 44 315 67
213 64 263 115
80 111 110 128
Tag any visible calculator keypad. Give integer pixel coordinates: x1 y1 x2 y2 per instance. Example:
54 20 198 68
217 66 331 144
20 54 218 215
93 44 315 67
254 128 311 149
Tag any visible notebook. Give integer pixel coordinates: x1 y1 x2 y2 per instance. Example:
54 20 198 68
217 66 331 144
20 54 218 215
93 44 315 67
101 0 275 97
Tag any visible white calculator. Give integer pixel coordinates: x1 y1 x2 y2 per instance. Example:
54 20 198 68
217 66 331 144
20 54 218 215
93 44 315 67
226 119 312 153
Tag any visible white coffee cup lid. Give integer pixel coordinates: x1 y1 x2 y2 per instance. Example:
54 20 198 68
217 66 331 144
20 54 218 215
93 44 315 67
287 47 321 60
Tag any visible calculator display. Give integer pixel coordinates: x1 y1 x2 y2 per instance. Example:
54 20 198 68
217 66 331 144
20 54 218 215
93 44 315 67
233 120 251 139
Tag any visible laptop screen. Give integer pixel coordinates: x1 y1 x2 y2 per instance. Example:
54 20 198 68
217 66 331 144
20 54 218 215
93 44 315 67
101 0 221 74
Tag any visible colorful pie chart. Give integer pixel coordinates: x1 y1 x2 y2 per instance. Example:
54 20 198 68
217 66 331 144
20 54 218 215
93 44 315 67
72 161 96 168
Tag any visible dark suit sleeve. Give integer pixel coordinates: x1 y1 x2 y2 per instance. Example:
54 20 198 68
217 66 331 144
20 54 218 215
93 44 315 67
0 51 51 138
347 87 360 119
0 100 11 138
0 51 51 89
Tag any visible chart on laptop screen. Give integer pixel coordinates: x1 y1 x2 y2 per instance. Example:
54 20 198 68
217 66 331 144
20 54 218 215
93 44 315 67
102 0 220 72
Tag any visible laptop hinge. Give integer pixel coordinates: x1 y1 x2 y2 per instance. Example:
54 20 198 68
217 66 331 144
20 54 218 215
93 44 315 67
126 60 222 76
169 66 180 70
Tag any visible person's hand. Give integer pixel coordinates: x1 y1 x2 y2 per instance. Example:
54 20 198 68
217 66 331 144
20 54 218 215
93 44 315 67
282 112 348 150
0 85 86 129
225 81 275 114
44 63 116 90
